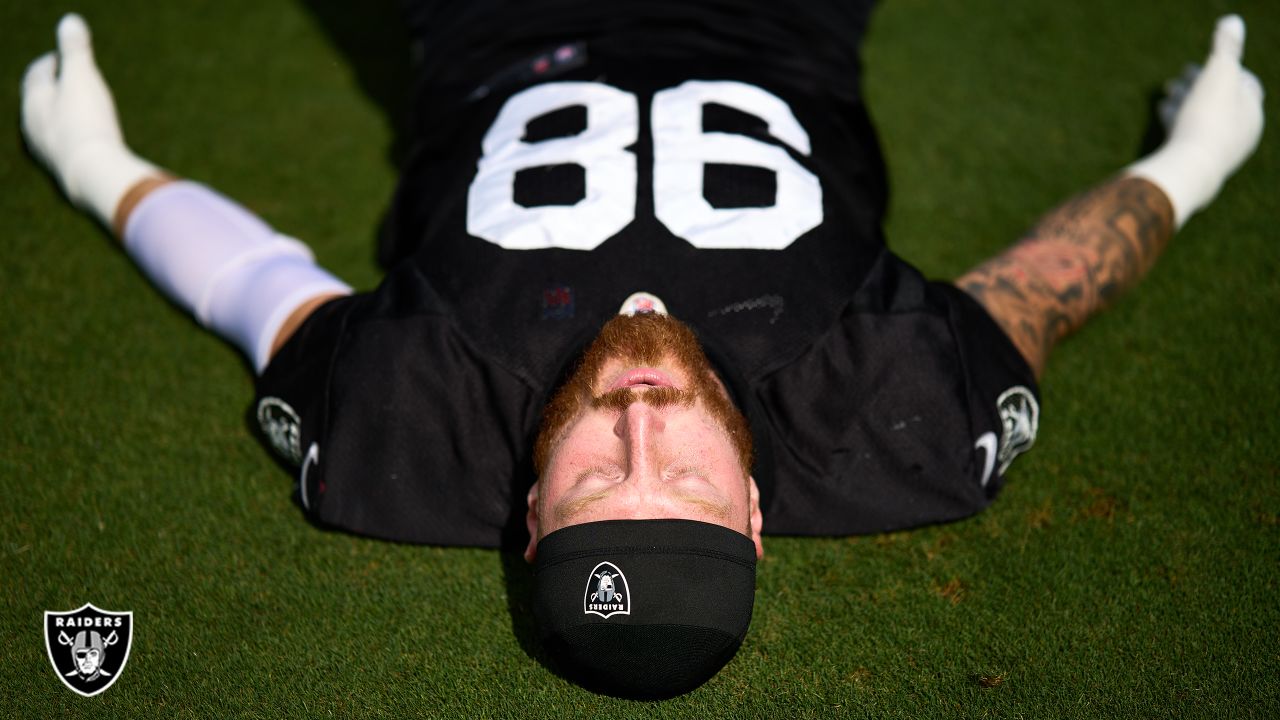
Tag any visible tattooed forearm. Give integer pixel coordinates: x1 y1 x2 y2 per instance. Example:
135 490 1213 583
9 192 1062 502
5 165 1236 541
956 176 1175 377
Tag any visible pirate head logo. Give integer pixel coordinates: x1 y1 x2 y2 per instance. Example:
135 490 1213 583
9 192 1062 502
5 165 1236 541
44 604 133 697
996 386 1039 474
583 562 631 619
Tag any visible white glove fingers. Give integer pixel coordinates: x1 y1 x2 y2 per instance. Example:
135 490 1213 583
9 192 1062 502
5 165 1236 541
1157 95 1181 131
20 53 58 154
1178 63 1201 88
1158 65 1197 131
1161 64 1197 107
1163 76 1189 103
22 52 57 104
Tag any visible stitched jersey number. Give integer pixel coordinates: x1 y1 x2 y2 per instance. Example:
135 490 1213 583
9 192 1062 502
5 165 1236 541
467 82 638 251
467 80 823 251
652 81 822 249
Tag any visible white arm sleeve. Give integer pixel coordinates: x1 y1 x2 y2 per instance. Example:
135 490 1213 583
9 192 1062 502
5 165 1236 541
123 181 352 373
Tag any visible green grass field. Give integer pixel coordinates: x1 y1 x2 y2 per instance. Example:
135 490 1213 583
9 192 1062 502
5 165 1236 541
3 1 1277 717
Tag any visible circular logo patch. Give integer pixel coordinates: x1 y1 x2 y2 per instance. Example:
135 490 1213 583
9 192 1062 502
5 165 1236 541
257 397 303 465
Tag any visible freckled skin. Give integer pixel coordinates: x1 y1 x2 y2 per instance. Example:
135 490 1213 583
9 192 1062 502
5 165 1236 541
543 373 750 528
526 363 763 561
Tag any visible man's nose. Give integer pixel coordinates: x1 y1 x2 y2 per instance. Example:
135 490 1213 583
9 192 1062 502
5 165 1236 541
613 397 665 475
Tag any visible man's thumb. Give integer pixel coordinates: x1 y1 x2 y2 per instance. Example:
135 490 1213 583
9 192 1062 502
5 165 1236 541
56 14 96 69
1211 14 1245 64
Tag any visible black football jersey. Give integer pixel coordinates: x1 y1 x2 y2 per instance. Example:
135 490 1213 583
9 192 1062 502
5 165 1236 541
256 0 1039 548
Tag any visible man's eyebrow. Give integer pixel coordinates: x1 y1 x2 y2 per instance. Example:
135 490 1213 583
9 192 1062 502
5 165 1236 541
554 487 613 526
553 484 733 526
667 489 733 523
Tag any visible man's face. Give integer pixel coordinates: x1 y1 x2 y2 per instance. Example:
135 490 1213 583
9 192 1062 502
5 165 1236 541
76 647 101 675
526 313 763 561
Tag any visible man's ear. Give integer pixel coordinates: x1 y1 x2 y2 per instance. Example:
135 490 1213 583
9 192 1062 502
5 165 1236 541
524 482 540 563
748 476 764 559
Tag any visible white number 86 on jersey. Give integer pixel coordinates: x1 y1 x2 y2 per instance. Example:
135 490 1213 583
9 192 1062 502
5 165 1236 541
466 80 824 251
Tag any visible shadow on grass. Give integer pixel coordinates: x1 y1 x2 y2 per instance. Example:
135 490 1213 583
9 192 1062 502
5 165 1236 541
498 549 555 664
295 0 417 271
295 0 415 171
1136 87 1171 160
494 422 587 687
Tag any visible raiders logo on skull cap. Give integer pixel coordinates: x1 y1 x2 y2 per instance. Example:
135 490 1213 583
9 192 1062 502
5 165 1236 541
533 519 756 699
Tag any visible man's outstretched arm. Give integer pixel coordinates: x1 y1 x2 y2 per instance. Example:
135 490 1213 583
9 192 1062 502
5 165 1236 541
21 14 351 372
956 177 1174 378
957 15 1263 378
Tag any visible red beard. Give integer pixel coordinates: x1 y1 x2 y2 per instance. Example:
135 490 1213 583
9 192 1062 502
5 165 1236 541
533 313 754 478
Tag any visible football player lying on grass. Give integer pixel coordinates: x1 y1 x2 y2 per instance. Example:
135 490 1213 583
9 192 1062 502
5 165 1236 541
21 7 1262 698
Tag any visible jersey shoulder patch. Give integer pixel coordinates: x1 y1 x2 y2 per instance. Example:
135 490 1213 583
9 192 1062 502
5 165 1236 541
257 396 303 465
996 385 1038 474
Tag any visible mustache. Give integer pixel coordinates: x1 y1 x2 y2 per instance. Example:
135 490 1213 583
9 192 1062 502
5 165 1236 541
591 385 694 412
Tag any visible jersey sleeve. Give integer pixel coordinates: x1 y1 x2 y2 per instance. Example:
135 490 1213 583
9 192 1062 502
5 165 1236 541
255 293 351 478
932 281 1040 491
254 264 538 548
753 251 1039 535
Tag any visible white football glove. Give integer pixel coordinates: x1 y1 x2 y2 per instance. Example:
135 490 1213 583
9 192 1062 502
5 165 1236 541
21 14 161 229
1127 15 1265 228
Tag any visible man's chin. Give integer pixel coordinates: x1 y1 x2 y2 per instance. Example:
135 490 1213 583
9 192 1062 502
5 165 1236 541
534 312 751 476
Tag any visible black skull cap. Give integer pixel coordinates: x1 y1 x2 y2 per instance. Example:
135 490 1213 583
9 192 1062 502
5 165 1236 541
533 519 757 699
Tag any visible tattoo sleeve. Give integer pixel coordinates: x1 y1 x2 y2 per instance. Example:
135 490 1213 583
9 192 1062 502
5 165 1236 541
955 176 1175 378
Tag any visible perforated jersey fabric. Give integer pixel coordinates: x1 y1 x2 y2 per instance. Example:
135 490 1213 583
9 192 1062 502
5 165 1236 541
256 0 1038 547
